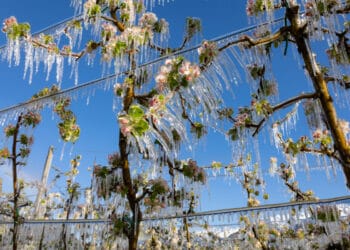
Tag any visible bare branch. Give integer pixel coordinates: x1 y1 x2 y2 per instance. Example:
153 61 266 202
149 36 189 55
325 76 350 89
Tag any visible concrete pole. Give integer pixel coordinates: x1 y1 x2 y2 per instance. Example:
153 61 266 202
34 146 54 218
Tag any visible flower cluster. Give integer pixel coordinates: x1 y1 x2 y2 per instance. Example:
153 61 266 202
20 134 34 146
305 0 340 17
22 111 42 128
2 16 30 40
149 178 169 195
54 98 80 143
31 85 59 100
278 163 317 202
4 124 16 137
102 26 150 61
152 18 169 34
144 177 169 209
198 40 218 65
241 164 267 208
108 152 121 167
246 0 274 16
0 148 10 159
312 128 331 147
185 17 201 40
101 22 117 42
113 83 124 96
234 112 250 127
181 159 207 184
118 105 149 137
2 16 17 33
155 57 201 91
119 0 136 25
139 12 158 29
148 94 167 123
102 36 127 61
83 0 101 21
122 27 148 47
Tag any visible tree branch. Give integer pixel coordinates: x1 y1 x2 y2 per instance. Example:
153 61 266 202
251 92 318 136
149 36 189 55
286 4 350 188
218 26 290 52
324 76 350 89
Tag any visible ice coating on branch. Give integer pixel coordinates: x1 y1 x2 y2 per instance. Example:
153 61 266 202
23 41 34 83
71 0 83 15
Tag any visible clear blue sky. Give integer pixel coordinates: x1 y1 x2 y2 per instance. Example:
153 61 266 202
0 1 348 211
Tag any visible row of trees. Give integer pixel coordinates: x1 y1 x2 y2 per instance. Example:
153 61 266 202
0 0 349 249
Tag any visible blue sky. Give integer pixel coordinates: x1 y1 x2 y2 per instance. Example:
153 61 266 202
0 0 349 212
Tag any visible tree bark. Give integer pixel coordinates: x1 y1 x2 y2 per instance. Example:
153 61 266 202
11 115 22 250
286 5 350 188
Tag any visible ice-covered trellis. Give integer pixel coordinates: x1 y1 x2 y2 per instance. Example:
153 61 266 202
0 0 350 249
0 195 349 249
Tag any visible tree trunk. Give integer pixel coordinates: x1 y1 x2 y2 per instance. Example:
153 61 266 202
287 5 350 188
11 115 21 250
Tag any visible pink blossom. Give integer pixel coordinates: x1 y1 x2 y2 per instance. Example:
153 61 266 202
165 59 173 65
101 22 117 41
155 73 167 84
118 116 129 126
2 16 17 33
235 113 249 127
118 116 132 136
312 129 322 139
155 73 167 90
121 125 132 136
160 65 171 74
102 23 116 34
179 61 200 83
149 97 159 107
246 0 255 16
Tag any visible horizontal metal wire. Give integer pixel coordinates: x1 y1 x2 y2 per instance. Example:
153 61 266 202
0 195 348 225
0 17 285 116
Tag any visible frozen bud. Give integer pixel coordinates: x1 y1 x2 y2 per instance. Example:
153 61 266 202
2 16 17 33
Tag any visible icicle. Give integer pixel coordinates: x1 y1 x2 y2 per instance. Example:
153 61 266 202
45 53 55 81
23 41 34 84
60 142 66 161
56 55 64 84
70 60 79 86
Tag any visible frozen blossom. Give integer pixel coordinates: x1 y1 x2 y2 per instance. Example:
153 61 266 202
198 40 218 65
235 112 250 127
178 61 200 82
120 0 136 26
2 16 17 33
246 0 274 16
339 119 350 137
155 57 201 91
139 12 158 29
118 115 132 136
101 22 117 42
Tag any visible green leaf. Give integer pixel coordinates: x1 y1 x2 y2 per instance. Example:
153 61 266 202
128 105 144 121
133 119 149 136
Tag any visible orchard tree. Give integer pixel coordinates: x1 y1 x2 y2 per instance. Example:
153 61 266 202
0 86 79 249
1 0 350 249
2 0 208 249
